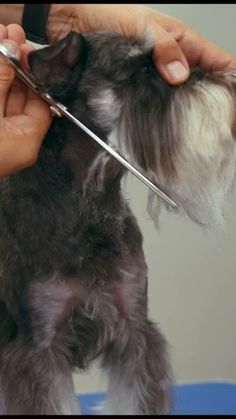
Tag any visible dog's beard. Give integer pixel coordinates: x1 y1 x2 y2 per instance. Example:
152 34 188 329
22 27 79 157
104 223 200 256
104 71 236 229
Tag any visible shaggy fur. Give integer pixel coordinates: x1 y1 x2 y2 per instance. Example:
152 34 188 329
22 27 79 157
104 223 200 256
0 30 235 415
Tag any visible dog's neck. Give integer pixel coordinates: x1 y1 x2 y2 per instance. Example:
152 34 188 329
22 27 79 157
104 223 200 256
22 99 125 218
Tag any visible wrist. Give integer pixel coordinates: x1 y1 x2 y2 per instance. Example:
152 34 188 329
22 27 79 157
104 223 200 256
0 4 24 26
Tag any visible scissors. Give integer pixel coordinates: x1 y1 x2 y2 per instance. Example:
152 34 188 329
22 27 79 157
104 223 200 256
0 44 180 210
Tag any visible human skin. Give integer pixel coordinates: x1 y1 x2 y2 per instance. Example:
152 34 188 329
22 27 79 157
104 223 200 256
0 24 52 179
0 4 235 177
0 4 235 85
45 4 236 84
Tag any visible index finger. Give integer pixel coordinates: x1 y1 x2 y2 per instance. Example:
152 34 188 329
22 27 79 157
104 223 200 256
7 24 26 45
174 27 236 71
23 88 53 139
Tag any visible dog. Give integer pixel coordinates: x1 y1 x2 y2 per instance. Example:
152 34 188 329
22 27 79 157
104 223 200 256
0 30 235 415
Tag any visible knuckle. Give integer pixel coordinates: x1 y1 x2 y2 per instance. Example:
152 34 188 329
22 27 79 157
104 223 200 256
157 37 179 54
0 63 14 83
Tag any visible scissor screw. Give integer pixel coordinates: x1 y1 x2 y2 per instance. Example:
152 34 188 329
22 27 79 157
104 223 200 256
50 106 63 118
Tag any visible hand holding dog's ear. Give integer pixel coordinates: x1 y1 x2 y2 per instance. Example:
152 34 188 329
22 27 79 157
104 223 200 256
46 4 236 85
0 27 52 179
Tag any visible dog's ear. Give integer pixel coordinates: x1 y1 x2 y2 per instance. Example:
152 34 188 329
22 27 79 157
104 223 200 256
28 32 86 92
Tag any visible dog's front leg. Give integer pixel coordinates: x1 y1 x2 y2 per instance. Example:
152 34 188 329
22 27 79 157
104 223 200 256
100 263 172 415
0 277 81 415
101 319 172 415
0 335 80 415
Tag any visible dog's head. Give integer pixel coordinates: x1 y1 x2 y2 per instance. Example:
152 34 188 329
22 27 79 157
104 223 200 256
28 31 236 229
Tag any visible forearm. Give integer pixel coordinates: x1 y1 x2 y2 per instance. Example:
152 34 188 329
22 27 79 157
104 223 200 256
0 4 24 26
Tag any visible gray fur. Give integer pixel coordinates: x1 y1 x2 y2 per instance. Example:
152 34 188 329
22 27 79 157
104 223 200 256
0 30 235 415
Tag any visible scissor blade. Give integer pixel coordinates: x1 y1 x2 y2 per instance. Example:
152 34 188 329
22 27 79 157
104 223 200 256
52 101 180 209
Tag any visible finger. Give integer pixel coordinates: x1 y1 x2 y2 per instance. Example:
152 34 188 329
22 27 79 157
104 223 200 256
2 41 31 116
74 5 190 84
145 9 236 75
4 95 53 175
0 122 39 178
0 41 21 115
150 25 190 85
6 24 26 44
5 77 28 117
23 89 53 139
0 24 7 41
177 29 236 71
0 127 23 178
19 43 35 70
0 39 21 60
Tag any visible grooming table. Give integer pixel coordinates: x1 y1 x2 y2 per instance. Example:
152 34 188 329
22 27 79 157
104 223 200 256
77 382 236 415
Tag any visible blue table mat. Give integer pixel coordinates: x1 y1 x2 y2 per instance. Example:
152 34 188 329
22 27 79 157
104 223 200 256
77 382 236 415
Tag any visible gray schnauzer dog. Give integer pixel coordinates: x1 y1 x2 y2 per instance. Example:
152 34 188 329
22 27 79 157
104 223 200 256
0 30 236 415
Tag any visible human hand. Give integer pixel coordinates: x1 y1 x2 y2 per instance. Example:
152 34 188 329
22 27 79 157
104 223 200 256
47 4 236 85
0 24 52 179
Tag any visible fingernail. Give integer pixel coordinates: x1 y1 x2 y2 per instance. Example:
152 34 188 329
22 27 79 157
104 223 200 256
166 60 188 81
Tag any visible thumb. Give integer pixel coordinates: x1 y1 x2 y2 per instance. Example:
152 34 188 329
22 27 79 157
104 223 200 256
0 40 21 115
150 25 190 85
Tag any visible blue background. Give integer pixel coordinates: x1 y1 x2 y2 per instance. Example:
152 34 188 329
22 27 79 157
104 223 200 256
77 382 236 415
